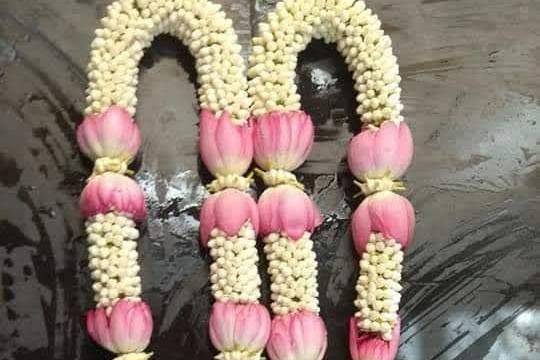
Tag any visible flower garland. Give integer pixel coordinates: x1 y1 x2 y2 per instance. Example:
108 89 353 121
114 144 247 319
248 1 414 359
248 4 330 360
79 1 270 359
199 109 271 359
79 0 414 359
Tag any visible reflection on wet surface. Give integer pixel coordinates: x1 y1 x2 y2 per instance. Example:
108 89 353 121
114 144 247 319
1 0 540 359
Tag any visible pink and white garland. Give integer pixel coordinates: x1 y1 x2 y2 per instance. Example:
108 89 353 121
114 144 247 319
248 1 414 359
253 112 327 359
199 109 271 360
248 6 330 360
79 1 260 359
79 0 413 359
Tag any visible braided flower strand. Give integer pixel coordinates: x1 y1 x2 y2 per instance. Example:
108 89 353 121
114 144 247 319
251 114 327 358
249 0 411 359
78 106 153 360
348 120 414 347
199 110 271 360
81 0 256 358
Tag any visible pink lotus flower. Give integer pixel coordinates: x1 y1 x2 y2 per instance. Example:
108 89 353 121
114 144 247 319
351 191 415 253
77 105 141 162
347 120 413 181
266 311 327 360
199 109 253 177
209 301 271 354
258 185 322 241
252 111 314 171
200 188 259 246
349 317 400 360
80 173 147 220
86 299 153 354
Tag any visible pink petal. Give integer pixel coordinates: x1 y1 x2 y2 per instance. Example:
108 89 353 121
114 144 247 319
369 192 415 249
86 309 99 345
278 187 309 240
258 187 279 236
77 114 103 157
294 115 315 169
200 188 261 246
247 193 260 234
258 186 321 240
199 109 223 175
77 106 140 161
110 300 132 352
199 195 217 247
347 130 377 180
233 304 270 351
209 302 236 351
267 312 327 360
101 106 135 157
373 121 400 175
267 317 293 360
395 122 414 177
215 189 257 236
108 300 152 353
215 112 253 175
351 201 372 254
351 192 415 252
347 121 413 181
126 302 152 352
92 307 117 353
253 111 314 171
80 173 146 220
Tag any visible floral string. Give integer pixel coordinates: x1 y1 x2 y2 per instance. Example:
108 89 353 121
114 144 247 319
80 0 414 359
79 0 268 359
248 5 330 360
248 1 414 359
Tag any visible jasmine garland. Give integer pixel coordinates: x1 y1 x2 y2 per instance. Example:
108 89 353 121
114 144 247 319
78 0 417 359
79 1 262 359
248 1 415 360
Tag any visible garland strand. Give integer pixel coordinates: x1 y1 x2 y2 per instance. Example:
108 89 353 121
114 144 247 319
248 1 413 359
79 0 267 359
248 0 402 125
248 4 330 359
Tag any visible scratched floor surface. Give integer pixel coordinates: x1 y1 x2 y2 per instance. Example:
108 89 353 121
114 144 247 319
0 0 539 359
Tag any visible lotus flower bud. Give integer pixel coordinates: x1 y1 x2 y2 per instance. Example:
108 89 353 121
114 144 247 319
258 185 322 240
252 111 314 171
348 120 413 181
351 191 415 253
266 311 327 360
209 301 271 355
199 109 253 177
349 317 400 360
200 188 259 246
80 173 147 220
86 299 153 354
77 105 141 162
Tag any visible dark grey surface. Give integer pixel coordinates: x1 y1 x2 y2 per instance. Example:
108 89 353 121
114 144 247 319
0 0 539 359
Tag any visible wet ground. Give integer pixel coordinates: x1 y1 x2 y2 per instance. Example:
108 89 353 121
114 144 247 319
0 0 539 359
